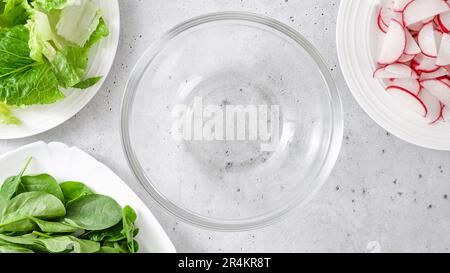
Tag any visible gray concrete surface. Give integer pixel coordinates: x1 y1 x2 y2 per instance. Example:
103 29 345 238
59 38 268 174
2 0 450 253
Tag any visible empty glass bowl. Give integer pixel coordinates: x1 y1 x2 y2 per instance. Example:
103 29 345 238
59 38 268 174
121 12 343 231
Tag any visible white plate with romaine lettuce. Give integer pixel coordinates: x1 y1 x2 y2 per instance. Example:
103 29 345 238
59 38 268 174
0 0 119 139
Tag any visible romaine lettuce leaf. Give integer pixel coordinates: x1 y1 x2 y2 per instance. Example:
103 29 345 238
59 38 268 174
0 102 20 125
49 17 109 88
26 9 61 62
0 25 35 78
0 25 64 106
84 17 108 49
34 0 70 12
0 63 64 106
56 0 101 47
49 46 89 88
73 76 101 89
0 0 31 27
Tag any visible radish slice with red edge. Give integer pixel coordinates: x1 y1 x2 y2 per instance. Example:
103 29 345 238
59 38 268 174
413 53 440 73
421 79 450 106
386 86 428 116
419 88 443 121
374 64 418 79
398 53 415 63
394 0 411 12
403 0 450 26
387 79 421 94
378 19 407 64
418 22 439 57
405 28 422 54
420 67 449 79
437 33 450 65
437 10 450 33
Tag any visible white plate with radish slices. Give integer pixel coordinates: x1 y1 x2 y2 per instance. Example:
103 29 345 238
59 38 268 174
337 0 450 150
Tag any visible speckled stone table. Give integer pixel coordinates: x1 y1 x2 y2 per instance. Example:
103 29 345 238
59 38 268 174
1 0 450 253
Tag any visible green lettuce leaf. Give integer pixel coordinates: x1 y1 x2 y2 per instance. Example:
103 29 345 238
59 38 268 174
26 9 63 62
0 63 64 106
0 25 64 106
0 25 35 78
84 17 109 48
49 46 89 88
34 0 70 12
0 102 20 125
73 76 101 89
0 0 31 27
56 0 101 47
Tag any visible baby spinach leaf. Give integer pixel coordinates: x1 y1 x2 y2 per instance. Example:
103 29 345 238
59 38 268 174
0 219 35 233
0 157 31 219
64 194 121 231
122 205 138 253
82 221 124 242
97 246 123 253
59 181 94 204
0 244 34 253
20 174 64 202
1 192 66 230
38 236 100 253
29 217 78 233
0 233 37 246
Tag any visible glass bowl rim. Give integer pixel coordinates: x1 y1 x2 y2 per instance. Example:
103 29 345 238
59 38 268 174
120 11 344 231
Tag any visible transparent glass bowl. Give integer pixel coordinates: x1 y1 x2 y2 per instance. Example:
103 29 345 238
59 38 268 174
121 12 343 231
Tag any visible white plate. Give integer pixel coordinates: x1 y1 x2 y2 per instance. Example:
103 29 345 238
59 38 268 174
0 0 120 140
0 142 176 253
337 0 450 150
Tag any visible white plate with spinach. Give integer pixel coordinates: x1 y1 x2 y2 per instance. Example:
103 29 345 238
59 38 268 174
0 141 176 253
0 0 120 139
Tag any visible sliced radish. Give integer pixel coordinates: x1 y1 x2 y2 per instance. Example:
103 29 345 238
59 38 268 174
374 63 418 78
437 33 450 65
439 75 450 85
422 16 436 24
377 11 390 33
419 88 442 121
378 19 407 64
403 0 450 26
413 53 440 72
408 21 424 32
387 79 421 94
418 22 439 57
442 105 450 121
398 53 416 63
387 86 428 116
437 10 450 33
421 79 450 106
378 7 403 29
385 63 414 75
394 0 411 12
405 28 422 54
420 67 449 79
